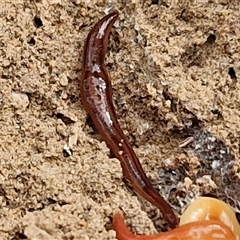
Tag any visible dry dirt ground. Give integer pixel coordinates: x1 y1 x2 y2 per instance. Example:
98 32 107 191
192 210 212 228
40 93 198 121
0 0 239 239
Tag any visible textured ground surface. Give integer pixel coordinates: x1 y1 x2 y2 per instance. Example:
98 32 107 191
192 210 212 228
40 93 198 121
0 0 239 239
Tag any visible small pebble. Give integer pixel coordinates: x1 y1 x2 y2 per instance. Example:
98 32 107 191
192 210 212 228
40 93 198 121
12 92 29 109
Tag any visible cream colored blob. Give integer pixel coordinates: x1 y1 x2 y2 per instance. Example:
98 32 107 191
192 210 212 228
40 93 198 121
180 197 240 240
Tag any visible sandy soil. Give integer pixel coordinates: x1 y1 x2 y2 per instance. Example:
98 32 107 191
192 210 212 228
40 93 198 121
0 0 239 239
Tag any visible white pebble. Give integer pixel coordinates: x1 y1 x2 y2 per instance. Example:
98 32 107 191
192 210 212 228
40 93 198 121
12 92 29 109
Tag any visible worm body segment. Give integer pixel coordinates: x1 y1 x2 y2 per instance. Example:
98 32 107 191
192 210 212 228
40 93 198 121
81 10 177 228
113 210 235 240
113 198 240 240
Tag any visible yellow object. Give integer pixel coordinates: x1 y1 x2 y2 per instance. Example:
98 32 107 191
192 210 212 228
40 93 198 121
180 197 240 240
113 197 240 240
